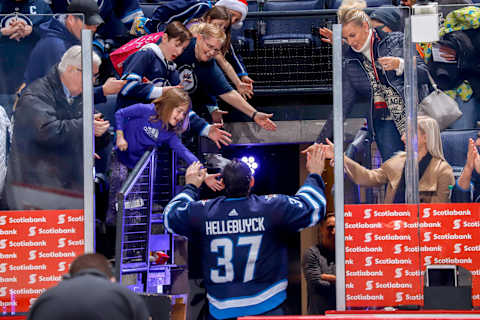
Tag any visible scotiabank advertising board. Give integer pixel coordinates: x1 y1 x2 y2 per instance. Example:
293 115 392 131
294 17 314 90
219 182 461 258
344 203 480 308
0 210 85 314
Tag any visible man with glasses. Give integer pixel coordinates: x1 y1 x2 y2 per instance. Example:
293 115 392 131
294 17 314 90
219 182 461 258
5 46 109 210
302 212 336 314
451 133 480 202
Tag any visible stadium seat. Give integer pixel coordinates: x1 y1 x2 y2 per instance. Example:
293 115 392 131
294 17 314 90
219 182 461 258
141 4 161 18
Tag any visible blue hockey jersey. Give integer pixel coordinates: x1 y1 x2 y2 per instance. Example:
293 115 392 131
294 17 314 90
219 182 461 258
116 43 179 110
164 173 327 319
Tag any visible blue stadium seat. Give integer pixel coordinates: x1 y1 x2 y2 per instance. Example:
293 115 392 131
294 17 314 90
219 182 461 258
141 4 161 18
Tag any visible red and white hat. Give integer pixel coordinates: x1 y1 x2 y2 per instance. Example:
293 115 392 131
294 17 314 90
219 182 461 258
215 0 248 28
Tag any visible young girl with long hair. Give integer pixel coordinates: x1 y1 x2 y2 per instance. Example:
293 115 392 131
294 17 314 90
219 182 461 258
107 88 223 225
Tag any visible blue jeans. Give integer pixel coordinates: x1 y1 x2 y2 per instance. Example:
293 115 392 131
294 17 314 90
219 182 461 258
373 119 404 162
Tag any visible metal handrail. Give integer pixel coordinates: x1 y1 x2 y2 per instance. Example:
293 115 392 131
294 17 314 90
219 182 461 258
115 149 156 281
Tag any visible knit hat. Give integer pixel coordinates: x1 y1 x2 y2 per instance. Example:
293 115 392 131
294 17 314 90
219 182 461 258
215 0 248 28
370 7 401 32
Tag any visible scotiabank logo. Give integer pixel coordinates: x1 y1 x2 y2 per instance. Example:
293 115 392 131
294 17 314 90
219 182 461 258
0 263 6 273
0 239 6 249
394 243 402 254
28 250 37 260
58 261 68 272
365 256 373 266
365 280 373 290
424 256 432 265
395 292 404 303
423 232 431 242
364 233 372 243
364 209 372 219
453 219 461 230
454 243 462 253
28 274 37 284
0 287 7 297
58 214 66 224
0 216 6 225
28 226 36 236
395 268 403 278
393 220 402 230
422 208 431 218
58 238 66 248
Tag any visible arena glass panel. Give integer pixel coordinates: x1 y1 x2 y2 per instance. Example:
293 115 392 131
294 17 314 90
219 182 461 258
332 4 480 312
0 13 94 315
332 7 424 311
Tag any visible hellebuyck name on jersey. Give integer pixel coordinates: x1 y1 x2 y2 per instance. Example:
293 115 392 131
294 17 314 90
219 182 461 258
205 217 265 236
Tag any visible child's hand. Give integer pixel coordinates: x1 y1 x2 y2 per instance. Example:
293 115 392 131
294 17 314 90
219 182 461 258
236 81 253 100
116 137 128 151
207 123 232 149
205 173 224 191
211 109 228 124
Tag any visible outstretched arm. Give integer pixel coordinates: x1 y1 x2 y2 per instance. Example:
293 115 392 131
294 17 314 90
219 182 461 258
219 90 277 131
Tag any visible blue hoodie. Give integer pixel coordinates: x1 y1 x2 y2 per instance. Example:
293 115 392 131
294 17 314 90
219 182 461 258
24 17 79 85
23 16 107 103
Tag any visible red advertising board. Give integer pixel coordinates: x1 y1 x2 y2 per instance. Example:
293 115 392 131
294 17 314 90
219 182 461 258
0 210 85 315
344 203 480 308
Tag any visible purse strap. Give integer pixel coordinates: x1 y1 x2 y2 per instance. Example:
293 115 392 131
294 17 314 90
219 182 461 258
426 70 439 91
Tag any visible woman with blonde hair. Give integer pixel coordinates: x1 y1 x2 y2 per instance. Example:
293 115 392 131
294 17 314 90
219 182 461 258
321 116 454 203
313 7 430 162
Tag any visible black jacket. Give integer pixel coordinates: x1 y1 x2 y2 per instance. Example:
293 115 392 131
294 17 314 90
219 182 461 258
6 64 109 209
27 269 150 320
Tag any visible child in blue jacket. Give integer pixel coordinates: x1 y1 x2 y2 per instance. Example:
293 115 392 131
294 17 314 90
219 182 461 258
107 88 224 225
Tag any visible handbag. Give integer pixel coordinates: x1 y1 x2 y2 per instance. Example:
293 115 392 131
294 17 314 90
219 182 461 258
418 71 462 130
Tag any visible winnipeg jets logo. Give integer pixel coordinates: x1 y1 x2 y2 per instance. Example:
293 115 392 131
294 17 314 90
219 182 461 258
228 209 239 217
178 65 197 93
152 78 170 87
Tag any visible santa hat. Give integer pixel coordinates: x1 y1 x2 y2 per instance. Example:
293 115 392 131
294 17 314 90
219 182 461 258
215 0 248 28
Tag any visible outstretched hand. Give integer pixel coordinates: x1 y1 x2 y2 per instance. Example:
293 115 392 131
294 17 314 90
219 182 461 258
208 123 232 149
319 27 333 44
254 112 277 131
205 173 225 192
185 162 207 188
211 109 228 124
306 146 326 175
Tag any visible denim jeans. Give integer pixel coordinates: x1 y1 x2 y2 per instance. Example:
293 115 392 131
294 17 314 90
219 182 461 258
373 119 404 162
